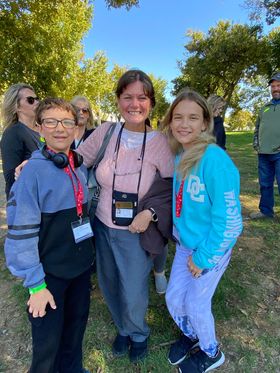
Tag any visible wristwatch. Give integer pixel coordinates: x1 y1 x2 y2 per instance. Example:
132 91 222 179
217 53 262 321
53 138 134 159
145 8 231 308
148 207 158 222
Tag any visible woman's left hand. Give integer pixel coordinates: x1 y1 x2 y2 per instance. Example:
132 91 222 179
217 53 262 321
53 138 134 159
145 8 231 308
187 256 203 278
128 209 152 234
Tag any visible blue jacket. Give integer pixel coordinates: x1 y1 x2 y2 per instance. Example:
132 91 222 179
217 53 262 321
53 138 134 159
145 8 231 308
4 150 94 288
173 144 243 269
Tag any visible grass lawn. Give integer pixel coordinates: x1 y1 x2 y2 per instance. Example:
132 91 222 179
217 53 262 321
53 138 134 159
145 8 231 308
1 131 280 372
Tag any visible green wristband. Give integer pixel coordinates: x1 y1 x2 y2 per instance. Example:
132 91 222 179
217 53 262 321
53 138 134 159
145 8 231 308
29 282 47 295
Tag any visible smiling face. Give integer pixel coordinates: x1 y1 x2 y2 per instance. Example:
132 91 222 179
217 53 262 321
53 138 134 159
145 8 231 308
117 80 152 131
39 108 77 154
170 99 206 149
270 80 280 100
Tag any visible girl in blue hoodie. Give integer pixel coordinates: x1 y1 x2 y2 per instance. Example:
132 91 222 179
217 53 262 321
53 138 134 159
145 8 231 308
162 89 242 373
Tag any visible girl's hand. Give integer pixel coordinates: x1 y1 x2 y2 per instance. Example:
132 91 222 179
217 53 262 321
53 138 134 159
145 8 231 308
27 288 56 318
128 209 152 234
187 256 203 278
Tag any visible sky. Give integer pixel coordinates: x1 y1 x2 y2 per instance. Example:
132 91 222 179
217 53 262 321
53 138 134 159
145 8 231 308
83 0 279 98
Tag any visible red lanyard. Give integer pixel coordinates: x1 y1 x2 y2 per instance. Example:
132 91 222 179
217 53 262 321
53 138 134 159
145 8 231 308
64 151 84 217
175 179 185 218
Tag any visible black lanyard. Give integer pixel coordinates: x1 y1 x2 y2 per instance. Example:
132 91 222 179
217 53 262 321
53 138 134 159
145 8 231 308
112 122 147 193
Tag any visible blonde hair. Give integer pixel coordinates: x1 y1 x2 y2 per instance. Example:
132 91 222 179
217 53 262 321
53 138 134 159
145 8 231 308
207 94 225 114
70 95 94 128
162 89 215 179
2 83 35 127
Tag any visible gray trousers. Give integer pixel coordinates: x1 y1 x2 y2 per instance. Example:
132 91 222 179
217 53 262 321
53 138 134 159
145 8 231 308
94 218 153 342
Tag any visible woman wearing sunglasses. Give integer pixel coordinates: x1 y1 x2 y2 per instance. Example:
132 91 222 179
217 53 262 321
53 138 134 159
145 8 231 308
70 95 95 150
0 83 40 197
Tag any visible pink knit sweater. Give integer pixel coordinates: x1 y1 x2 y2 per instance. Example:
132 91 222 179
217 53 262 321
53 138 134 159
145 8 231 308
78 122 174 229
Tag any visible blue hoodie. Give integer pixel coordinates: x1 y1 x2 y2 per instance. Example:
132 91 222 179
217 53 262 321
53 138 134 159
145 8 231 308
4 150 94 288
173 144 243 269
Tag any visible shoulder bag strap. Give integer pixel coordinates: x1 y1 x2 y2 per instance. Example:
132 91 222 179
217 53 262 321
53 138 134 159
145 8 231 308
88 122 116 187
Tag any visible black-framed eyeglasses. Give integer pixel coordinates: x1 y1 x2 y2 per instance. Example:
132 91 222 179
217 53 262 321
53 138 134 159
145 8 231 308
25 96 40 105
41 118 76 129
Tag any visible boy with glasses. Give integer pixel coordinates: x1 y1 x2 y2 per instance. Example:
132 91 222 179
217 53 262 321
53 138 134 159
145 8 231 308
4 98 93 373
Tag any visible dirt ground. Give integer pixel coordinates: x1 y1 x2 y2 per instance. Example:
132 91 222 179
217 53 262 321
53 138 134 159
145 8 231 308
0 166 31 373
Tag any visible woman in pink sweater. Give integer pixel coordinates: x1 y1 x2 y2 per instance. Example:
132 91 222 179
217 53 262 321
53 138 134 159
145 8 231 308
78 70 173 362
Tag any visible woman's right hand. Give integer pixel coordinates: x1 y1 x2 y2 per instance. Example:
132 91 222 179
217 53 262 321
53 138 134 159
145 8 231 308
15 160 28 180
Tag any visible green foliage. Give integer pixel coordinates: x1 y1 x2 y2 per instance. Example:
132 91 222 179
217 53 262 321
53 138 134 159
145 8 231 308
0 0 93 97
150 75 170 125
225 109 254 131
172 21 266 109
265 27 280 74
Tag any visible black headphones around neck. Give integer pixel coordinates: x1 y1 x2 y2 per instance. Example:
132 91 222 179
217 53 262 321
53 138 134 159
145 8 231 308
41 145 83 169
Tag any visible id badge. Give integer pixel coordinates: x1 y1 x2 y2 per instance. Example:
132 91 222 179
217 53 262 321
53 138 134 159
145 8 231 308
71 217 93 244
115 201 133 218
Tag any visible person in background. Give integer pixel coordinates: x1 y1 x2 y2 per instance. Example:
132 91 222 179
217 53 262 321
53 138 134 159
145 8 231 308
250 72 280 219
70 95 95 149
207 95 226 150
143 118 169 295
162 89 242 373
0 83 40 197
4 98 93 373
77 69 174 363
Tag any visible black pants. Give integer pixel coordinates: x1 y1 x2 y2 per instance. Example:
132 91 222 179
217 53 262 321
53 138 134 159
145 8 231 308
28 269 91 373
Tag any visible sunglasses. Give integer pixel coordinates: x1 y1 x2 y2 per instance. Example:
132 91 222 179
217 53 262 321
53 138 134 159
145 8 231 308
25 96 40 105
75 106 89 114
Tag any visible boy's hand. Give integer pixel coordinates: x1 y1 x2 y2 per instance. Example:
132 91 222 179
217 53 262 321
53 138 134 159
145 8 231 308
27 288 57 317
187 256 203 278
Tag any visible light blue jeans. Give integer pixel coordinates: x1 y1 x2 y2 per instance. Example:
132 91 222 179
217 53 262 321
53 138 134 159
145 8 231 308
165 244 231 357
94 217 153 342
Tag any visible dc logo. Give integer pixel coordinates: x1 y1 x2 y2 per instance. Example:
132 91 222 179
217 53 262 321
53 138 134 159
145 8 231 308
187 175 205 202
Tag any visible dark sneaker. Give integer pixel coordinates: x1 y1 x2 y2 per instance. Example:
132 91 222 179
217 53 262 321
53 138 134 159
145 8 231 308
178 348 225 373
168 334 199 365
129 339 148 363
112 334 130 356
249 211 272 219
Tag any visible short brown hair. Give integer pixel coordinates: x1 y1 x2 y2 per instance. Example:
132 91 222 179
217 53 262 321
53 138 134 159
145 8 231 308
36 98 78 126
116 69 156 108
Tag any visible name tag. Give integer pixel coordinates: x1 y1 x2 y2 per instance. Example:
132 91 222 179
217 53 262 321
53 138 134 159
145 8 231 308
116 208 133 218
71 217 93 244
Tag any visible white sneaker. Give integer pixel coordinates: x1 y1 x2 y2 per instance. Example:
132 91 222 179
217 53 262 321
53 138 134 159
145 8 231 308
154 272 168 294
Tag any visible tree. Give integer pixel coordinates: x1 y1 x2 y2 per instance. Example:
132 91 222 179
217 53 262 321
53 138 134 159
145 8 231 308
150 75 169 126
225 110 255 131
172 21 266 110
0 0 93 96
0 0 140 97
105 0 139 10
244 0 280 25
